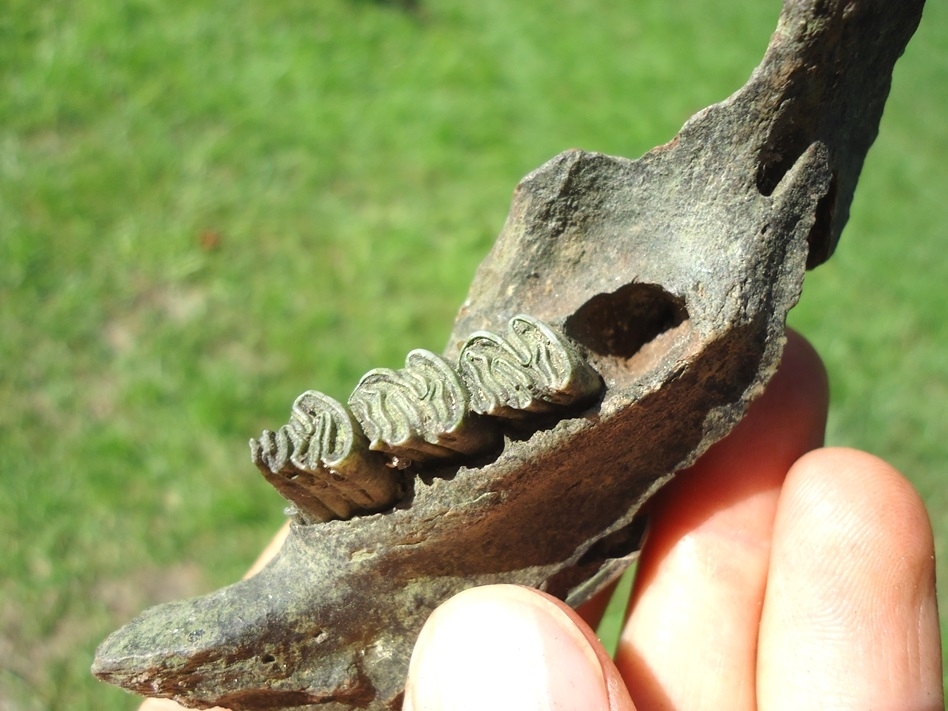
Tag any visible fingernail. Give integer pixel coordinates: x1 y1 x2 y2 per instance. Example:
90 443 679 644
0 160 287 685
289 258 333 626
404 585 611 711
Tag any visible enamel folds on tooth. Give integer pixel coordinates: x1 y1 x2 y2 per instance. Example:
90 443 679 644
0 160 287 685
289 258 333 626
250 314 602 523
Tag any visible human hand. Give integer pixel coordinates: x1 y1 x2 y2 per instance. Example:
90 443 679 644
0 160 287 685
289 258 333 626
403 332 944 710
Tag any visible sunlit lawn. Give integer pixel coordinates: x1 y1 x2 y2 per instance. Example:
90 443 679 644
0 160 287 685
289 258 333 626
1 1 945 708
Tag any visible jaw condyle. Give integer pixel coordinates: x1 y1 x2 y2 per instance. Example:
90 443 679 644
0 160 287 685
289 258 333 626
93 1 925 708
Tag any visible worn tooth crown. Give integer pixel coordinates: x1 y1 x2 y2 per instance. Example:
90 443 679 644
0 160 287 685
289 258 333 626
290 391 400 504
458 314 602 418
250 391 400 523
252 315 601 524
349 349 496 462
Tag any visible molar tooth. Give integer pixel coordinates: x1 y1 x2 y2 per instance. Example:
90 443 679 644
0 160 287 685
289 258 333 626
349 349 497 462
458 314 602 419
250 391 401 522
291 391 400 507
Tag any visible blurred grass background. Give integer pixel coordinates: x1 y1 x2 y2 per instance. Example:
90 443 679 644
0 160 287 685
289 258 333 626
0 0 944 708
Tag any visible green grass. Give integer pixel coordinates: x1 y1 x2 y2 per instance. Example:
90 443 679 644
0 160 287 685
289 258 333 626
1 0 944 708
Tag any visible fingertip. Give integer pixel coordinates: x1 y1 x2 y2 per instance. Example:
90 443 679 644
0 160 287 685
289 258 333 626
787 447 935 557
756 329 829 448
243 521 291 579
760 447 943 709
783 329 829 406
405 585 634 711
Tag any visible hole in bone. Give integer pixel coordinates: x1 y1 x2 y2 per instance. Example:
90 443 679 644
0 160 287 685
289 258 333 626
755 124 839 267
563 283 688 359
805 170 839 269
755 127 810 196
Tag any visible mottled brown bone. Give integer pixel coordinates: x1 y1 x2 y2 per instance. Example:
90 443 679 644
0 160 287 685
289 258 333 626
93 0 925 708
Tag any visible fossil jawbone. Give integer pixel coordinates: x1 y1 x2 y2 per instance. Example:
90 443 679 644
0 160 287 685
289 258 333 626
93 0 924 708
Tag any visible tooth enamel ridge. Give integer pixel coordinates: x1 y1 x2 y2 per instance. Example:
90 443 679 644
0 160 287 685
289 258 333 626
459 314 604 419
251 314 601 523
349 349 496 462
250 391 398 523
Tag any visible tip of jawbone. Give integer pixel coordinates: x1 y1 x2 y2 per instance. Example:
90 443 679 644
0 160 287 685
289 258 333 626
92 570 373 710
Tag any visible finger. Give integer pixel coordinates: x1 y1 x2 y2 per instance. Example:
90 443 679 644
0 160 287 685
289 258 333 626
758 448 944 710
576 577 622 630
614 331 829 711
404 584 636 711
243 520 290 578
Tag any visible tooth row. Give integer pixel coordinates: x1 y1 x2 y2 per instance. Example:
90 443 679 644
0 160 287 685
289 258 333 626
250 314 602 524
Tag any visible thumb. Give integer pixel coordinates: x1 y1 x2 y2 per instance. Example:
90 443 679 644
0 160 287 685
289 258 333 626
403 584 635 711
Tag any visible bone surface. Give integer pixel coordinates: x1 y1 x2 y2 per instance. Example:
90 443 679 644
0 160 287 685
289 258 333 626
93 1 925 708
